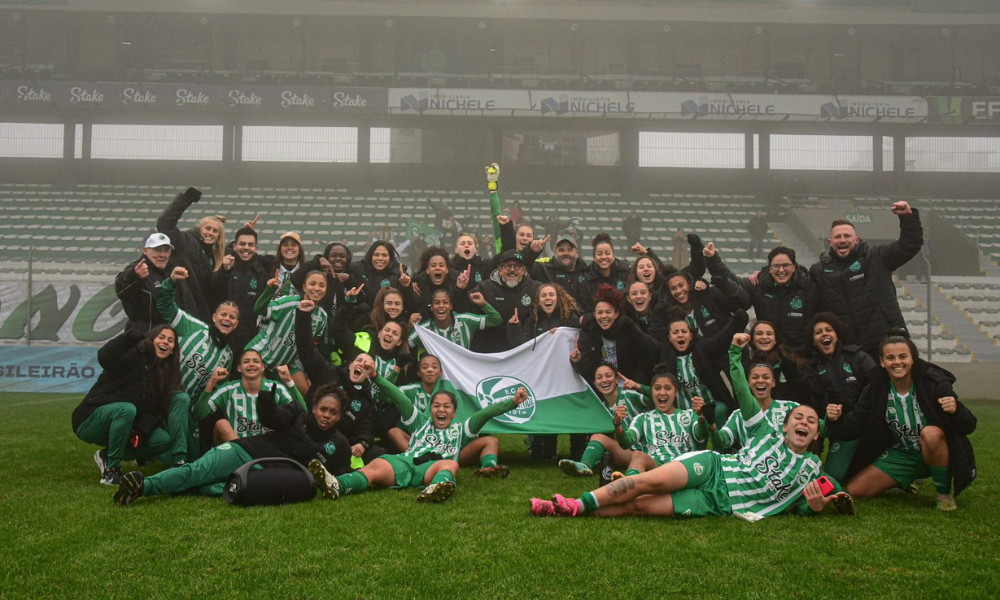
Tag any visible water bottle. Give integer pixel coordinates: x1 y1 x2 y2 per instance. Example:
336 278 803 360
599 451 614 487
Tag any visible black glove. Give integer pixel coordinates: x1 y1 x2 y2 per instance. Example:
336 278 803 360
184 187 202 203
701 403 717 425
687 233 704 253
732 309 750 332
257 385 276 406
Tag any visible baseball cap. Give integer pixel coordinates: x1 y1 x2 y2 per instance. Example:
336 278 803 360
280 231 302 244
497 249 526 266
555 233 578 248
144 232 174 250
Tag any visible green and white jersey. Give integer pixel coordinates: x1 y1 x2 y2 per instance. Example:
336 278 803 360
206 379 294 439
246 295 328 369
169 307 233 399
676 354 713 410
369 360 399 414
720 343 822 517
886 385 924 451
409 313 487 350
399 382 439 413
273 265 299 300
720 408 823 517
716 399 799 449
399 410 475 461
626 409 706 465
607 389 652 429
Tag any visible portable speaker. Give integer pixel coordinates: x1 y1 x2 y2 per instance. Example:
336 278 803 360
223 457 316 506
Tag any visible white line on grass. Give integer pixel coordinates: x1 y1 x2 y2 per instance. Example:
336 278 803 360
1 395 79 408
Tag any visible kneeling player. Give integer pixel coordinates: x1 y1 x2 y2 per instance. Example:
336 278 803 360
310 365 527 503
531 334 854 519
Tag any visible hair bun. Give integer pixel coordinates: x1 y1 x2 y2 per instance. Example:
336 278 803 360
887 327 910 339
652 363 669 374
592 232 612 247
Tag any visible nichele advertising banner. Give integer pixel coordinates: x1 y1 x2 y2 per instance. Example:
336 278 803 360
388 88 530 115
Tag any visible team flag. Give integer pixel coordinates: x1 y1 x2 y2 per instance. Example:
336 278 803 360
412 326 613 434
405 218 443 246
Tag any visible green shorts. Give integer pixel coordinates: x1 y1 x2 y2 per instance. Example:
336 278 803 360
670 451 732 518
379 454 436 489
872 447 930 489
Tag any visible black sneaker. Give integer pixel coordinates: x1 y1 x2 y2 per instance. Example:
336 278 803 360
100 467 123 486
114 471 145 506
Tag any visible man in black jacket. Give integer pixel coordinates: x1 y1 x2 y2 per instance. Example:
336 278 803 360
530 233 589 309
809 201 923 356
622 210 643 248
211 227 268 352
114 233 177 335
472 249 541 353
156 187 219 322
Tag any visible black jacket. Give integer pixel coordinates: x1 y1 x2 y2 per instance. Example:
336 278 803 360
507 308 582 347
472 272 541 353
809 210 923 351
659 310 750 411
348 242 410 308
575 313 662 385
650 274 750 341
530 255 591 309
156 190 215 322
210 248 269 351
235 389 352 476
742 349 825 410
829 359 976 495
293 249 364 339
802 343 876 415
115 257 175 335
709 254 819 351
579 258 632 313
72 332 165 436
295 308 376 449
450 253 494 290
412 269 467 319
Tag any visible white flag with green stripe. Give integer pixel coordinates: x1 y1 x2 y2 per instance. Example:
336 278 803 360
413 326 613 434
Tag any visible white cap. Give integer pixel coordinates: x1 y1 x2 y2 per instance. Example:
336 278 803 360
144 232 174 250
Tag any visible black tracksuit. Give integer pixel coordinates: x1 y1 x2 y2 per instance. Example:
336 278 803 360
575 313 662 385
294 308 376 451
156 190 216 322
809 210 923 354
828 359 976 495
210 249 269 353
115 257 175 335
507 309 582 347
472 272 542 353
650 274 750 340
802 343 876 414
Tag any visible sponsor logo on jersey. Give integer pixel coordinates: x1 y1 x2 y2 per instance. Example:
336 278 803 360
654 430 691 446
790 296 803 310
475 375 536 424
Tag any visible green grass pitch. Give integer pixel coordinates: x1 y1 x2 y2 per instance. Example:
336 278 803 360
1 393 997 599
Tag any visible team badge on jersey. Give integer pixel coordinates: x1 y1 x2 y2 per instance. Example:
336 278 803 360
843 363 853 374
849 260 861 273
616 281 625 291
324 442 337 455
790 296 803 310
351 399 361 412
677 411 692 426
521 295 531 306
380 279 390 288
250 278 258 290
693 462 705 476
475 376 536 424
700 305 711 318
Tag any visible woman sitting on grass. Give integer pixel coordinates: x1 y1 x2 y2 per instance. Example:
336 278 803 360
826 330 977 511
114 383 352 505
73 325 189 486
613 365 710 478
530 333 855 519
309 364 526 503
558 363 651 477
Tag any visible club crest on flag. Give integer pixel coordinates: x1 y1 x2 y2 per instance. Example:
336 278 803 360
475 376 536 424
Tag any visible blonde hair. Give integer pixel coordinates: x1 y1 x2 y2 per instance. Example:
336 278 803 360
455 233 478 252
199 215 227 271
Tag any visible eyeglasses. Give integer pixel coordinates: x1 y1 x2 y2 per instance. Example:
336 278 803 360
769 263 794 272
500 263 523 272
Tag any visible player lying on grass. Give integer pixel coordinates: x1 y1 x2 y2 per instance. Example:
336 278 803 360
73 325 189 486
558 362 651 477
114 384 352 505
611 365 710 478
530 333 855 519
309 366 527 503
826 330 977 511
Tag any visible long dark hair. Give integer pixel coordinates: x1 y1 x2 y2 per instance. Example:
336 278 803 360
142 324 182 415
750 320 804 367
271 236 305 270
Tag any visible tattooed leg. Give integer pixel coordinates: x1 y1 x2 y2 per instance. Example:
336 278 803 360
590 461 689 508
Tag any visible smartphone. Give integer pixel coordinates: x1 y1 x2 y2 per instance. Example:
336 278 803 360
816 476 835 496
